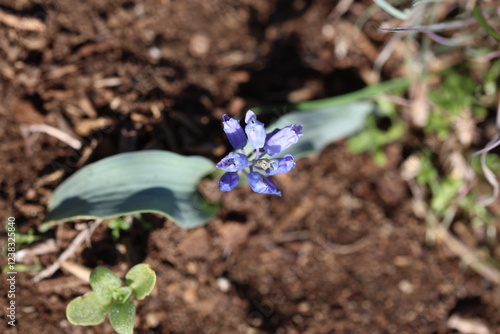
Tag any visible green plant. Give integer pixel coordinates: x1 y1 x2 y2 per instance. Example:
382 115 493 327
425 66 489 139
108 217 131 241
3 223 43 251
1 262 43 273
347 98 406 165
415 150 464 215
66 264 156 334
1 223 44 273
40 78 408 231
414 149 497 230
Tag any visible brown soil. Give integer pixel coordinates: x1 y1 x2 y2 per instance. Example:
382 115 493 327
1 1 500 333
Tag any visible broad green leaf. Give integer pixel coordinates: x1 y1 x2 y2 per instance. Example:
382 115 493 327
109 300 136 334
251 77 410 116
126 264 156 300
66 291 108 326
90 266 122 302
42 150 218 230
267 101 375 158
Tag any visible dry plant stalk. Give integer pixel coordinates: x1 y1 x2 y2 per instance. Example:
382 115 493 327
33 220 102 282
0 9 45 32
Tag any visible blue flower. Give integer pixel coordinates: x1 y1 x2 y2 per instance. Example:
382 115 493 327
265 154 296 175
219 172 240 192
216 152 249 172
216 110 302 196
245 110 266 149
222 114 247 149
247 172 282 196
264 124 303 156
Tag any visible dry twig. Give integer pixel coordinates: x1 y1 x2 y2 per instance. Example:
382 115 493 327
427 212 500 285
15 239 58 263
20 124 82 150
405 177 500 284
33 220 102 282
0 9 45 32
60 261 92 283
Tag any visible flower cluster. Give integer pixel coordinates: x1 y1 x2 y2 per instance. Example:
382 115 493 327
217 110 303 196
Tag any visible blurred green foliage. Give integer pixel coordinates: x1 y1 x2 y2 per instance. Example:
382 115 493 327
108 217 130 241
347 95 406 166
415 150 464 215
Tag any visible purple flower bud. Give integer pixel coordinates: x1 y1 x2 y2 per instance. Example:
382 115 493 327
247 172 282 196
245 110 266 149
216 152 249 172
264 124 303 156
265 154 296 175
222 114 247 149
219 172 240 192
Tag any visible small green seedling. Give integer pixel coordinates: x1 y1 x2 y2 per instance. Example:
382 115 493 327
3 222 43 252
108 217 131 240
66 264 156 334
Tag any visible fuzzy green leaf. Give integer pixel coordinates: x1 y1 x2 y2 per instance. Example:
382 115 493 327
125 264 157 300
108 300 136 334
90 266 122 301
42 150 218 231
112 287 133 304
66 291 108 326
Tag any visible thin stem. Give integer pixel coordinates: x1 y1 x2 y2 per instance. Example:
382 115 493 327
248 149 255 173
379 18 475 32
251 77 411 116
473 50 500 63
33 220 102 282
472 1 500 42
21 124 82 150
254 149 261 161
373 0 411 20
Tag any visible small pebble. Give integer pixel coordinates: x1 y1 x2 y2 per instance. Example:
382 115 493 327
149 46 162 59
189 34 210 57
398 280 414 294
216 277 231 292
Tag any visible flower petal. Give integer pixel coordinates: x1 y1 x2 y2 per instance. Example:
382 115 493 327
216 152 249 172
264 124 303 156
247 172 282 196
222 114 247 149
245 110 257 123
245 110 266 149
265 154 296 175
219 172 240 192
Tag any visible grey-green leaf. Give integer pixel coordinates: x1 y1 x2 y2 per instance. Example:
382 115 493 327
267 101 375 158
66 291 108 326
43 150 218 230
108 300 136 334
125 264 156 300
